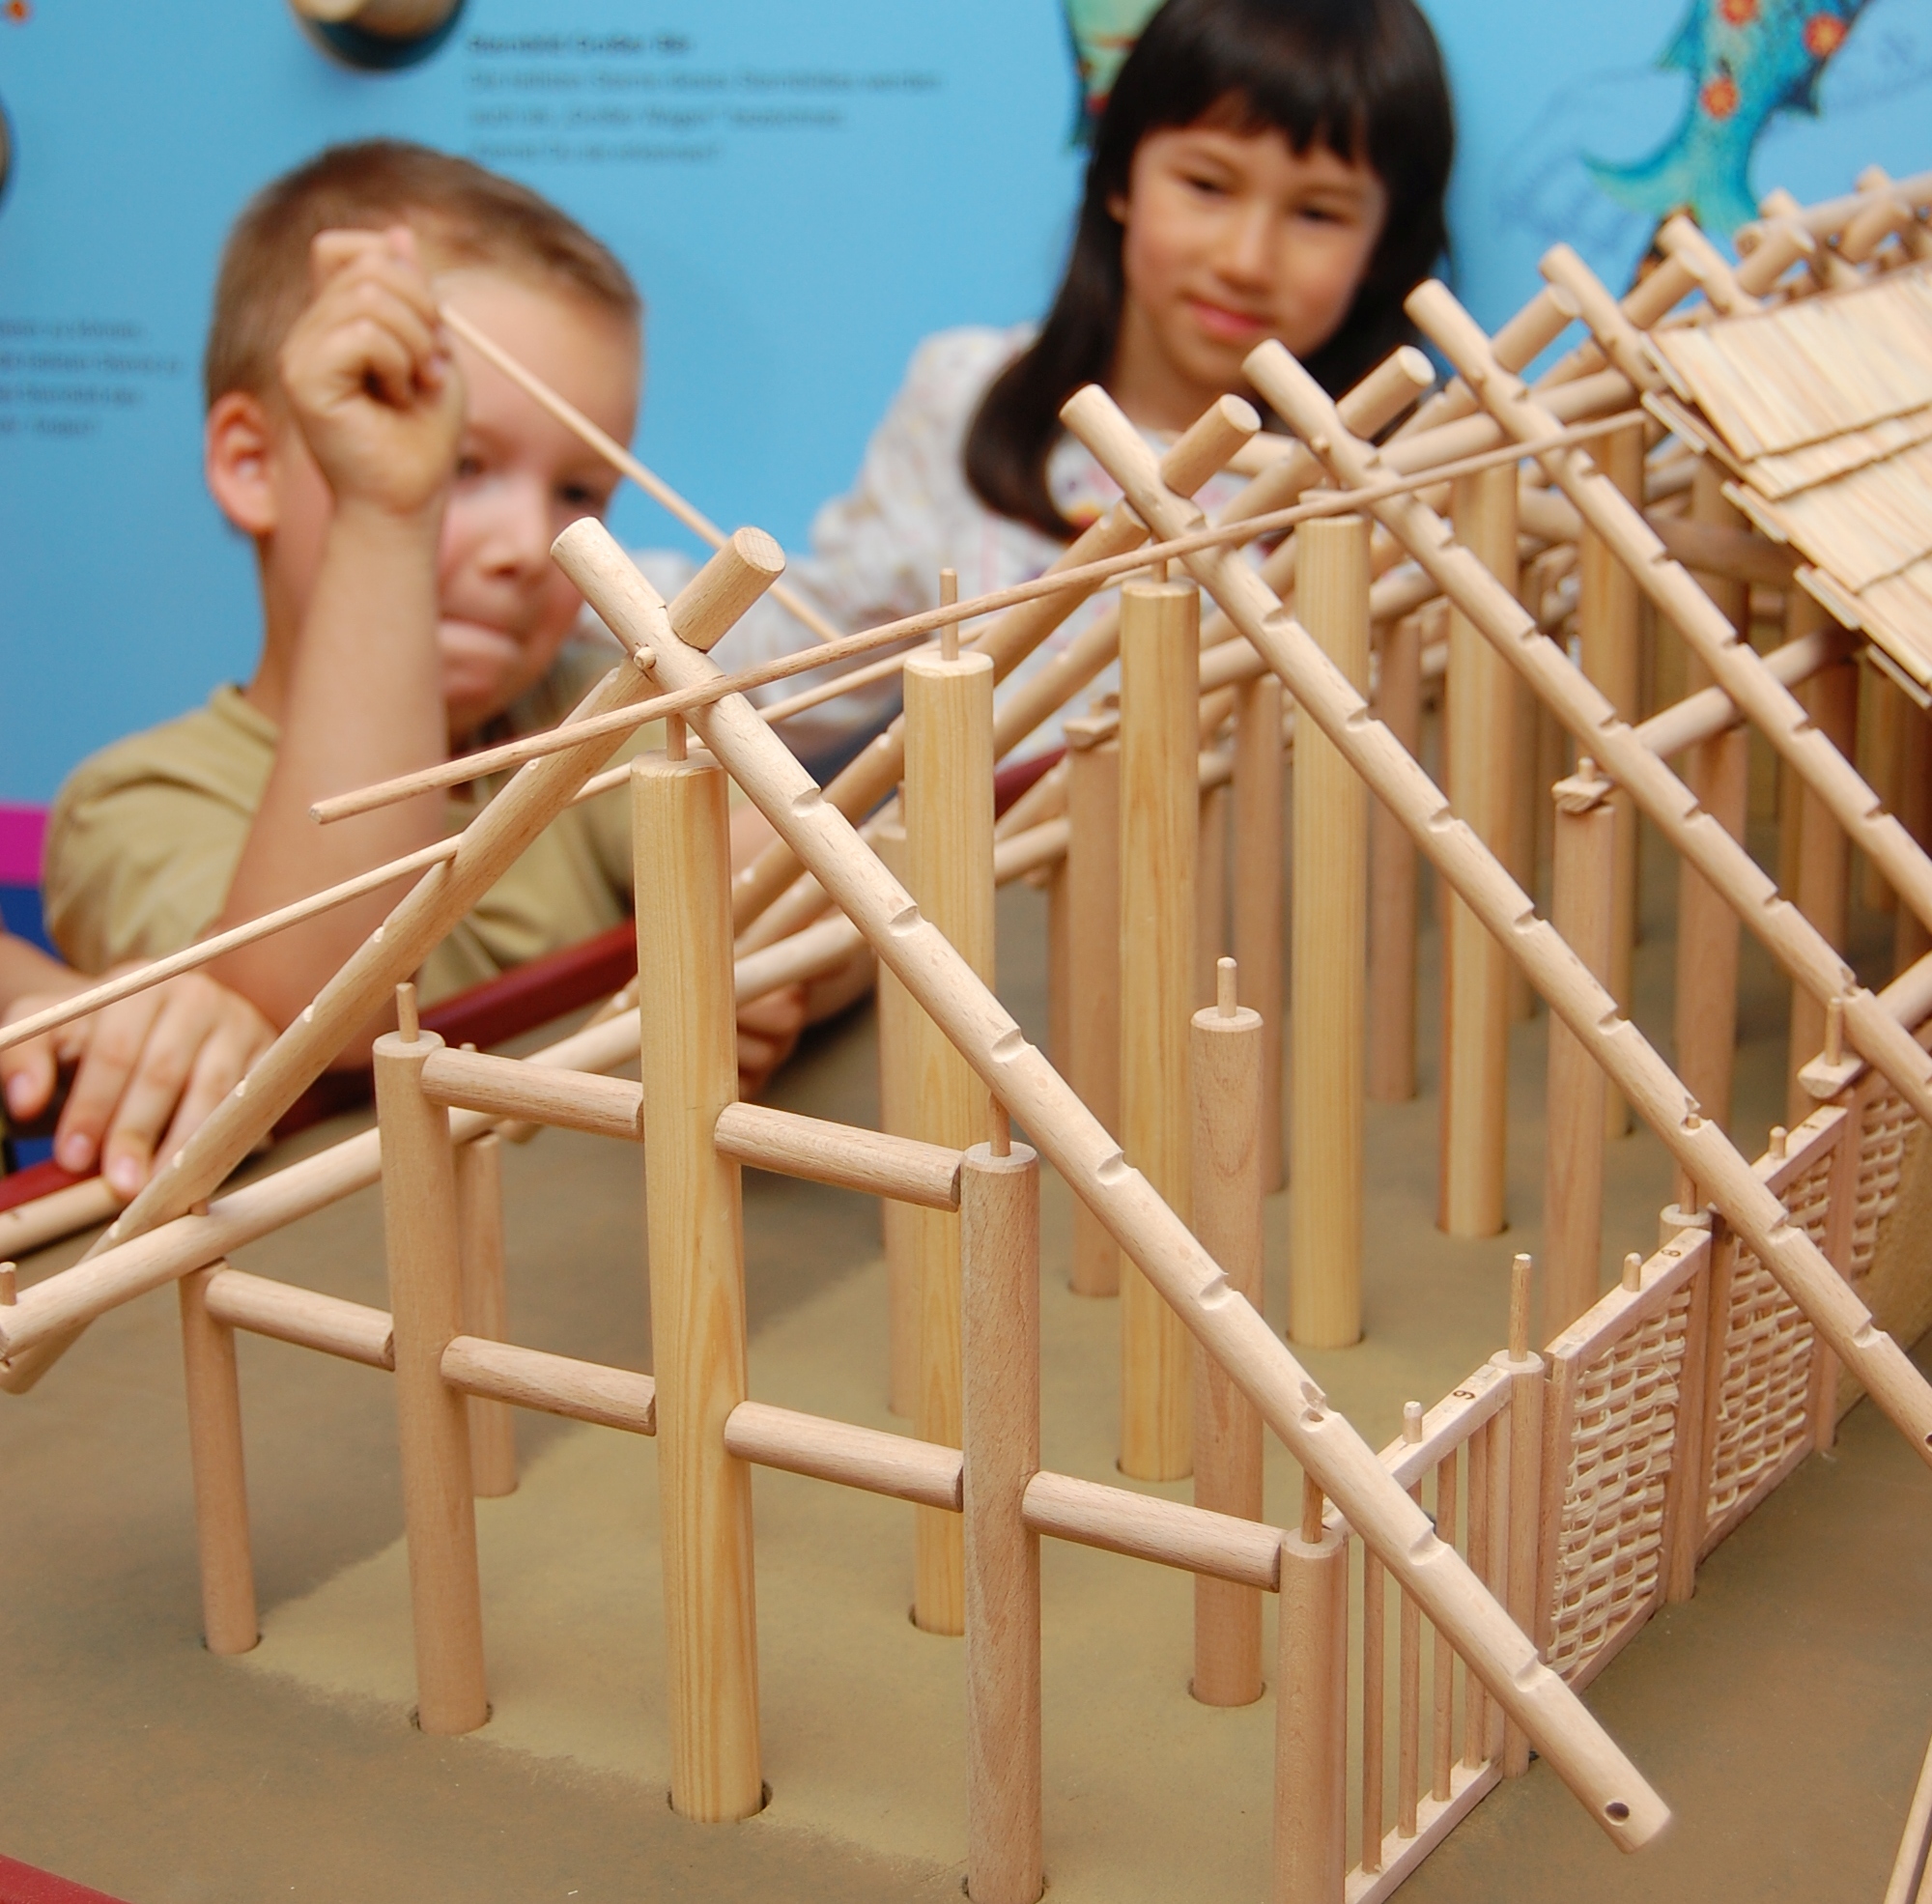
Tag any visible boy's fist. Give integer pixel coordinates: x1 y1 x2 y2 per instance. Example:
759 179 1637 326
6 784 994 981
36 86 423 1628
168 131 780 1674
279 225 465 519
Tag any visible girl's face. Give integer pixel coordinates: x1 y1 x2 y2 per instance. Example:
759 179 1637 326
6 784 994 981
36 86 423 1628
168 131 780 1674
1107 119 1388 431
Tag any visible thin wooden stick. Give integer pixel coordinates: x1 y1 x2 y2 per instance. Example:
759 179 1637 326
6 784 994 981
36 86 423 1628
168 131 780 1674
1362 1546 1387 1871
557 516 1671 1849
1433 1449 1460 1803
1232 673 1286 1189
454 1131 518 1498
440 301 847 648
1065 720 1122 1298
313 411 1646 829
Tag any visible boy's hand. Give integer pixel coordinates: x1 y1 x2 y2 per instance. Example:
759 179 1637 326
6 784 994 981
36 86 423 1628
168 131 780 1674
280 225 465 519
1 972 276 1198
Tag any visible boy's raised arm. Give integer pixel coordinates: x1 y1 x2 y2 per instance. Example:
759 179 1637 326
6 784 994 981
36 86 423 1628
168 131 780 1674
209 226 463 1055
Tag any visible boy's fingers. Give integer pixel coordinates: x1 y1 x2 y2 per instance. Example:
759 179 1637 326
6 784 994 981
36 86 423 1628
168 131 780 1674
0 1033 57 1123
47 988 165 1178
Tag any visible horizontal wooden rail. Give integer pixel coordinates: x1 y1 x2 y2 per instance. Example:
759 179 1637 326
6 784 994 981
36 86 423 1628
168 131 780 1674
418 1047 643 1142
714 1103 962 1208
1632 626 1850 764
202 1267 395 1369
1021 1470 1283 1591
442 1335 657 1435
724 1400 963 1509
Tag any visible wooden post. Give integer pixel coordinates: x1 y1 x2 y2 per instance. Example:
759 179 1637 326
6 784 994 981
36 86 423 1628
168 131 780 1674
1578 424 1645 1138
1897 704 1932 976
1789 652 1859 1121
1119 580 1197 1481
178 1263 258 1655
1441 465 1518 1236
962 1141 1044 1904
1293 515 1370 1343
1065 720 1122 1298
1370 614 1422 1104
1274 1510 1349 1904
905 644 997 1629
374 1008 490 1737
1544 773 1616 1338
1496 1259 1545 1779
633 754 762 1821
874 817 919 1411
1234 673 1287 1188
1191 959 1265 1706
454 1132 517 1498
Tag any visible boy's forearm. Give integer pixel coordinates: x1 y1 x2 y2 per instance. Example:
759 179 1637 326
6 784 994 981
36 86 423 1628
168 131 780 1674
213 499 448 1046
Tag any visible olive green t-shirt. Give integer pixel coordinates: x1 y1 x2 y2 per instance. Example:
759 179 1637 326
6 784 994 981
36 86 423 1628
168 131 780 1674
43 642 662 1005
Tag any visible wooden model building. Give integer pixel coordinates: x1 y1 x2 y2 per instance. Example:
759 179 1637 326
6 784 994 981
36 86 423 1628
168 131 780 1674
8 166 1932 1901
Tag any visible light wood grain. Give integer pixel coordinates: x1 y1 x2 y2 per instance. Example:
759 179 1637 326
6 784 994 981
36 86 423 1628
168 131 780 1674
177 1265 258 1656
633 755 762 1821
1274 1525 1349 1904
714 1102 961 1209
1294 515 1372 1339
873 818 918 1414
203 1266 394 1367
1441 467 1518 1237
454 1134 517 1498
1066 725 1122 1297
374 1026 489 1736
1191 984 1266 1706
1233 673 1287 1185
1789 651 1859 1120
1120 582 1199 1481
962 1143 1044 1904
1370 614 1424 1103
443 1335 657 1436
904 648 997 1634
1020 1470 1282 1588
723 1401 960 1508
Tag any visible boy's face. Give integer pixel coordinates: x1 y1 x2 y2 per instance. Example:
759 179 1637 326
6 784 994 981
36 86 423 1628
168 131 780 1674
232 264 639 745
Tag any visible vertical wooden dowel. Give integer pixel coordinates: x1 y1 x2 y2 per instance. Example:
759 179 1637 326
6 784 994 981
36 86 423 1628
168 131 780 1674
1441 465 1518 1236
633 755 762 1821
905 644 997 1629
1273 1520 1349 1904
1578 424 1645 1140
375 1009 489 1737
1498 1304 1546 1780
455 1132 518 1498
1196 780 1230 1009
1483 1408 1510 1763
962 1141 1044 1904
1544 775 1616 1339
1397 1526 1422 1835
1789 652 1858 1121
1507 668 1538 1024
1462 1420 1490 1767
874 818 919 1411
1293 514 1370 1347
1044 851 1071 1077
1895 705 1932 976
1065 720 1122 1298
1361 1547 1386 1873
1431 1450 1459 1803
1675 698 1748 1144
178 1263 258 1656
1234 672 1287 1188
1369 613 1422 1104
1191 960 1265 1706
1861 650 1905 918
1119 580 1197 1481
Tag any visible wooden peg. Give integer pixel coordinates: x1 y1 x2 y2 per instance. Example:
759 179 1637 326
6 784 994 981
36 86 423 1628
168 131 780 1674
1825 994 1845 1068
667 711 687 761
395 981 419 1043
1300 1472 1325 1544
1622 1251 1643 1294
1770 1124 1789 1161
1404 1400 1425 1443
1509 1253 1532 1363
0 1262 14 1307
1216 955 1238 1017
940 567 960 663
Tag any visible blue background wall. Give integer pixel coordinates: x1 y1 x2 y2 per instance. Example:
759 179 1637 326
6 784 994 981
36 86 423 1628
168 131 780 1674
5 0 1932 808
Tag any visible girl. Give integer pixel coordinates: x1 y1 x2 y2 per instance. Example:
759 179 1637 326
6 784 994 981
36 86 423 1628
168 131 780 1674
691 0 1454 759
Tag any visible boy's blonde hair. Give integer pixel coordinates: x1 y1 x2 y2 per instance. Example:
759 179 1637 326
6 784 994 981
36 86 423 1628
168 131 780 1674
204 139 640 409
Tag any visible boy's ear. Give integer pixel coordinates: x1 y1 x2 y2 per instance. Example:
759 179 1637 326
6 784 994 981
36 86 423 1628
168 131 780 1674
205 391 279 537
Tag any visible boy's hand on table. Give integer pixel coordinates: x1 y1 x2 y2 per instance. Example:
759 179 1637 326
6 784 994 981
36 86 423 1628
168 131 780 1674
280 225 465 520
736 985 809 1101
1 972 276 1197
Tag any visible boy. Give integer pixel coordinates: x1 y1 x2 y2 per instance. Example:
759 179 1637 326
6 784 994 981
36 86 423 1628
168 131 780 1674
44 142 806 1088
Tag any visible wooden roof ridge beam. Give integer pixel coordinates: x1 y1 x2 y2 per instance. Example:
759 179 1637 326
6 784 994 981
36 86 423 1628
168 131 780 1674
552 513 1669 1856
1208 348 1932 1477
1410 267 1932 954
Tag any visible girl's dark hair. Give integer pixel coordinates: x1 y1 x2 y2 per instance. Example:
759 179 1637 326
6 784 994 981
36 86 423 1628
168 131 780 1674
966 0 1453 540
